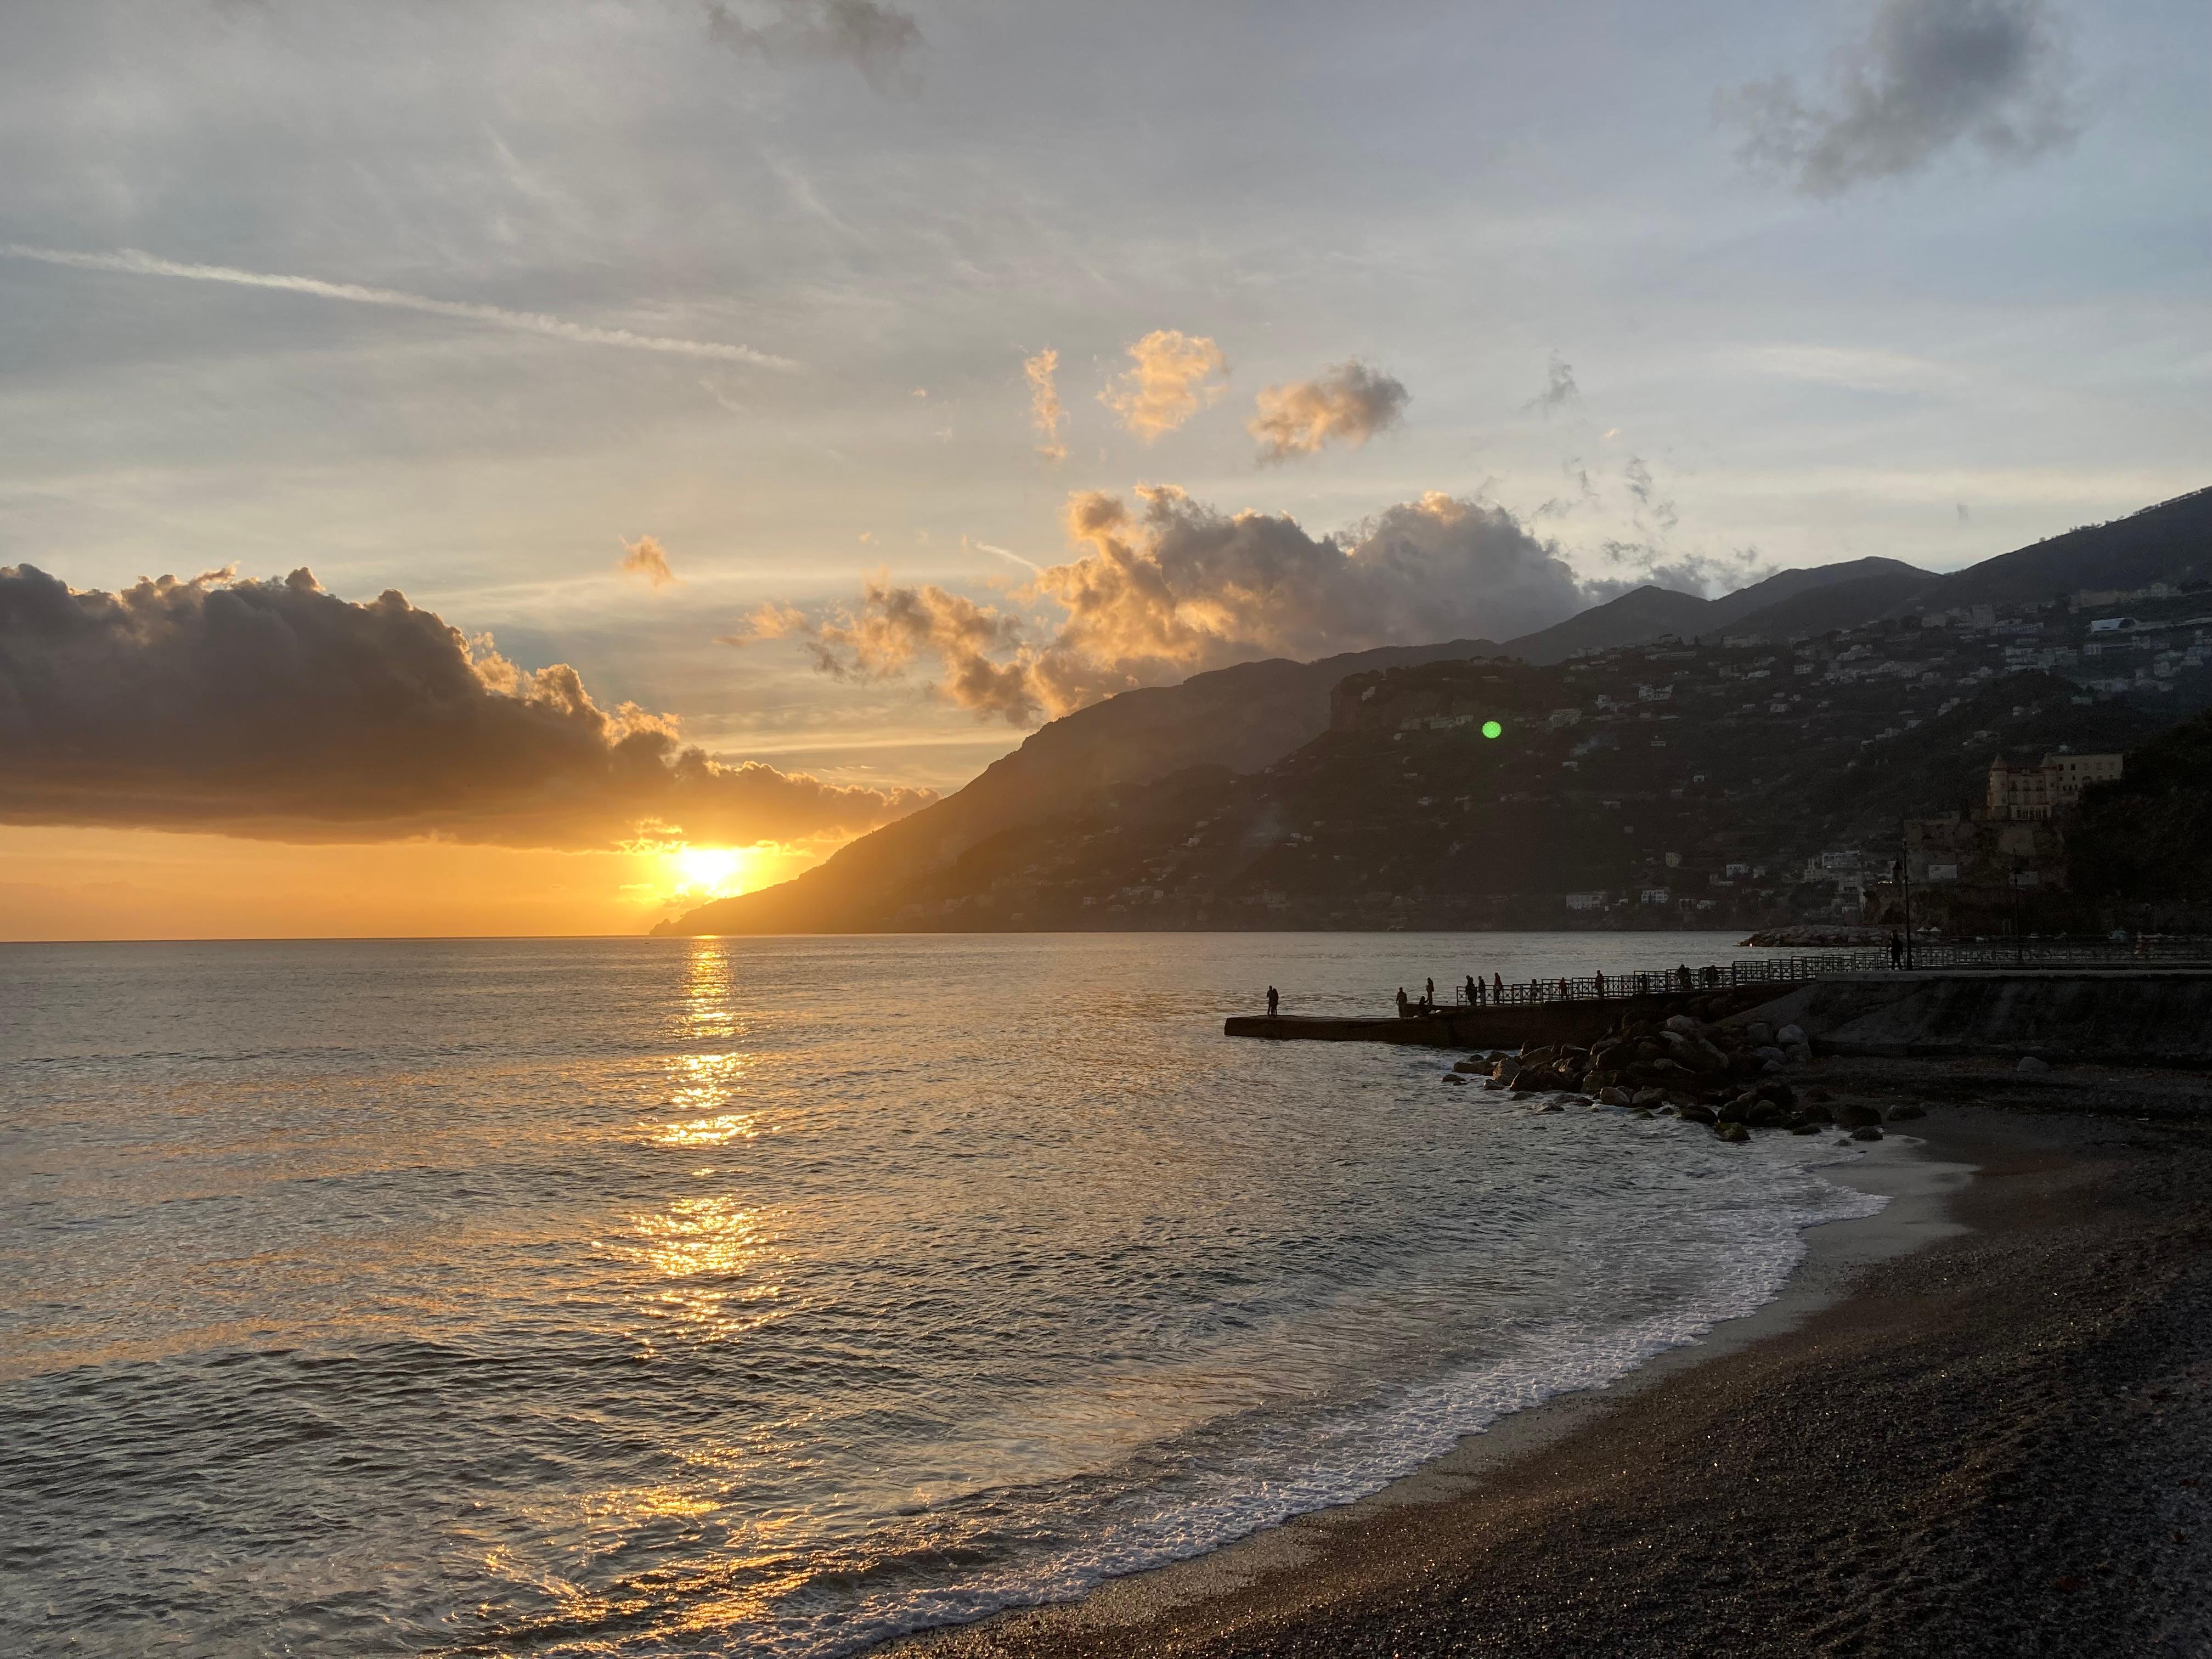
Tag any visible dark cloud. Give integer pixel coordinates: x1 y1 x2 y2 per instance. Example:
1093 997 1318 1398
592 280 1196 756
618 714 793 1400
1248 361 1409 464
1526 352 1580 416
1726 0 2079 196
774 487 1588 725
0 565 933 847
1623 456 1680 533
702 0 923 88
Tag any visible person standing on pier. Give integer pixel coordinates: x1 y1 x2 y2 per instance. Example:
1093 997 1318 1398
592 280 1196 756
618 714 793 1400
1492 972 1504 1002
1267 985 1279 1017
1397 986 1410 1017
1466 974 1480 1006
1594 969 1605 999
1425 977 1435 1007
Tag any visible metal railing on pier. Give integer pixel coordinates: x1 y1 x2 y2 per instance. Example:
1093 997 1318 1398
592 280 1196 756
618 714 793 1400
1445 938 2212 1011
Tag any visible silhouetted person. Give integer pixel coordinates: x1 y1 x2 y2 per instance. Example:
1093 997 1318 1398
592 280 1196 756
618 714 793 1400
1397 986 1410 1017
1889 933 1904 969
1466 974 1479 1006
1425 977 1435 1006
1594 969 1605 998
1493 972 1503 1001
1267 985 1279 1017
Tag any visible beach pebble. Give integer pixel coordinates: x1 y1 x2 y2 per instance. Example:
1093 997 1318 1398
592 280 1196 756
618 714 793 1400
1778 1024 1807 1045
1713 1122 1750 1144
1888 1103 1926 1121
1791 1123 1822 1135
1442 1073 1467 1085
1538 1102 1564 1114
1596 1086 1632 1107
2017 1055 2052 1074
1851 1125 1885 1141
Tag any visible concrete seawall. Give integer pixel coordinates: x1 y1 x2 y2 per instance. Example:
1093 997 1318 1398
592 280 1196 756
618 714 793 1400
1224 984 1803 1051
1733 970 2212 1068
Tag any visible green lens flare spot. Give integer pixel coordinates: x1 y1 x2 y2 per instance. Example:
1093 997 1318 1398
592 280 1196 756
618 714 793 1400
1481 719 1503 739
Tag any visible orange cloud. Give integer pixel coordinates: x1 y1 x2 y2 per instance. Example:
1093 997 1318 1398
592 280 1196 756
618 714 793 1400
1098 329 1228 442
1024 347 1068 461
1248 361 1409 463
618 533 678 588
786 487 1585 725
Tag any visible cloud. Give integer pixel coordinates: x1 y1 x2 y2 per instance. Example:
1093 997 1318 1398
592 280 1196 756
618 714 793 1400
1 245 798 369
1725 0 2079 196
1526 352 1580 415
1248 361 1409 464
787 487 1587 725
1623 455 1679 533
1584 541 1775 603
1023 347 1068 461
618 534 677 588
1099 330 1229 442
702 0 922 87
0 565 932 847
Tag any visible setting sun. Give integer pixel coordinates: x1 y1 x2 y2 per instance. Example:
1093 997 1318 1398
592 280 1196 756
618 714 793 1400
667 845 749 898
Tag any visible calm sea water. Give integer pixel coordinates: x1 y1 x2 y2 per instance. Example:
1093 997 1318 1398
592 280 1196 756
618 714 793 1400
1 933 1879 1657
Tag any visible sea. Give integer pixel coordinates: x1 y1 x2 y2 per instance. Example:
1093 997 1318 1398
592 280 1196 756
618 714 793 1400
1 932 1883 1657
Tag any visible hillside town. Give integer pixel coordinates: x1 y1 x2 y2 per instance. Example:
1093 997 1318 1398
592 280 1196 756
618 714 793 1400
865 579 2210 936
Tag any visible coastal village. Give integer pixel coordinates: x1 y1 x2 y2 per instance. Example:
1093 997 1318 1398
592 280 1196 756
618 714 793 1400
862 578 2210 937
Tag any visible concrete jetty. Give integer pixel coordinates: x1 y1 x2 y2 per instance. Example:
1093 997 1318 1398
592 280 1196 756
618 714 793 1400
1226 981 1801 1051
1228 967 2212 1068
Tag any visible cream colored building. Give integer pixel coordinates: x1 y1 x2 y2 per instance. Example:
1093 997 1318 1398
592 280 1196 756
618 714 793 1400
1985 752 2124 821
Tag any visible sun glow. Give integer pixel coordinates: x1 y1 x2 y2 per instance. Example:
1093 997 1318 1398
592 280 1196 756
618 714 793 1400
665 845 751 898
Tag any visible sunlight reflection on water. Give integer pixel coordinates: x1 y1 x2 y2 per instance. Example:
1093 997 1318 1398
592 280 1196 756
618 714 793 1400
1 932 1875 1657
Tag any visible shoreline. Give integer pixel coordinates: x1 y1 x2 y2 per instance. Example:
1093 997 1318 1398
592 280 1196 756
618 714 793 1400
897 1087 2212 1656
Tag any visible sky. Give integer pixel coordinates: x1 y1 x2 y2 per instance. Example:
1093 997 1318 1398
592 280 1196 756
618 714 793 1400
1 0 2205 939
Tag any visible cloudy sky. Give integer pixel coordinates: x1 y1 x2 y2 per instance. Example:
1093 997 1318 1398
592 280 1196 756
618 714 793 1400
1 0 2204 938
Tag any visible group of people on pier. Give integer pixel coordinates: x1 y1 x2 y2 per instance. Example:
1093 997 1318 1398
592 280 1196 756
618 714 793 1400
1378 963 1723 1017
1267 961 1737 1020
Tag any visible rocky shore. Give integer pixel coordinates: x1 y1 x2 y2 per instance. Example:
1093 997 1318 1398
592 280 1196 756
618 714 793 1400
902 1090 2212 1658
1450 1003 1918 1146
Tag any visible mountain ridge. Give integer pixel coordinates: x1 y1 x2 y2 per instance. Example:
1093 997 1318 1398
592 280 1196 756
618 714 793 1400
661 489 2209 936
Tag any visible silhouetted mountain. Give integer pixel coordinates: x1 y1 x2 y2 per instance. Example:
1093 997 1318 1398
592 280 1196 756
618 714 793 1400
1700 556 1931 633
1496 557 1934 663
1494 586 1711 665
1898 487 2212 613
657 636 1503 934
1703 566 1934 644
658 488 2209 936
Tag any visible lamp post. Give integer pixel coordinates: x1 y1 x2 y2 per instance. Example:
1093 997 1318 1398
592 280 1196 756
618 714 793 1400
1893 845 1915 970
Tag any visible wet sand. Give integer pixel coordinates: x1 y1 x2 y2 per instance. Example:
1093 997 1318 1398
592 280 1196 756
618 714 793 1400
899 1077 2212 1657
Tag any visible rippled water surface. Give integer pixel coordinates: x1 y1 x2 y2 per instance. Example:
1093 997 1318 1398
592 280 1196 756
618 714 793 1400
1 933 1878 1656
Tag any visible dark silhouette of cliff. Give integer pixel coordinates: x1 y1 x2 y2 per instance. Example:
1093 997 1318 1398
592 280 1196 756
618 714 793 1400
2070 707 2212 907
